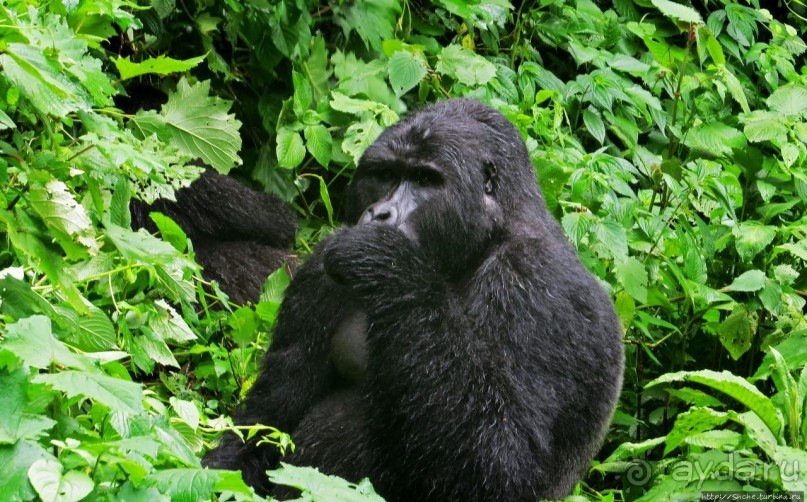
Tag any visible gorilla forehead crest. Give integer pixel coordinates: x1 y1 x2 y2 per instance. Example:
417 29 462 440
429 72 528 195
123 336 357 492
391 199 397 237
363 99 526 176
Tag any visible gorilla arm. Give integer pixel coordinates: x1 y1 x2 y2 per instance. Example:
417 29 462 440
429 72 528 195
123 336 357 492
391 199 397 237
203 248 348 489
323 224 551 501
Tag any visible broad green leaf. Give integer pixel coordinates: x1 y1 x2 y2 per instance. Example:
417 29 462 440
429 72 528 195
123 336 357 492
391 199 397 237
436 45 496 87
726 270 766 292
651 0 703 24
717 304 758 360
718 65 750 113
149 299 197 343
683 122 745 156
767 84 807 117
0 440 50 501
268 463 384 501
54 304 118 352
113 54 206 80
33 371 144 415
741 111 788 142
170 398 200 430
149 212 188 252
615 257 648 303
1 316 92 371
0 46 88 117
132 78 242 173
388 51 427 97
304 124 333 168
292 70 313 114
343 119 383 165
647 369 782 437
733 222 776 262
29 459 93 502
109 177 131 228
664 407 728 455
772 446 807 491
29 180 98 253
583 108 606 144
276 128 306 169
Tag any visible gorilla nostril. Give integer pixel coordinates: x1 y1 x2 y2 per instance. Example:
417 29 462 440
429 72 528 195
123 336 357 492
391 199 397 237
375 209 391 221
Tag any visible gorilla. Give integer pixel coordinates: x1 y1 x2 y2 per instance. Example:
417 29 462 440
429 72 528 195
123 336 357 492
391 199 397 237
205 99 625 501
131 170 297 304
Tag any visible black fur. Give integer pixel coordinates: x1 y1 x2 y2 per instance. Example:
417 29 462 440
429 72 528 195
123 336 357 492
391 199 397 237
205 99 625 501
131 170 297 304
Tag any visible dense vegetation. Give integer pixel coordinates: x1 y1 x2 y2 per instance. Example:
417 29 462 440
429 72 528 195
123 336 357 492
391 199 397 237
0 0 805 500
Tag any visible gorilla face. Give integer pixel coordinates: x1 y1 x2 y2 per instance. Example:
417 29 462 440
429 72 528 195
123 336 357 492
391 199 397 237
354 162 444 240
346 101 522 278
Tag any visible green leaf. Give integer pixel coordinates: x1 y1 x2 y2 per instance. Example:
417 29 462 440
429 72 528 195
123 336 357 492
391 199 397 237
29 180 98 253
268 463 384 501
767 84 807 117
388 51 427 97
292 70 313 114
647 369 782 437
55 303 117 352
651 0 703 24
276 128 306 169
726 270 766 292
1 316 92 371
109 177 132 228
733 222 776 262
304 124 333 168
718 65 750 114
149 212 188 252
28 459 93 502
583 108 606 144
144 468 217 500
32 371 144 415
113 54 206 80
0 440 50 501
615 257 648 304
343 119 383 165
741 111 788 143
717 304 758 361
132 78 242 173
436 45 497 86
664 407 728 455
149 300 197 343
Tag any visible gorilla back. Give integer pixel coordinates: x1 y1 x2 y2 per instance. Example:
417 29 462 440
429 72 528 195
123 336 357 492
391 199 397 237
205 99 624 501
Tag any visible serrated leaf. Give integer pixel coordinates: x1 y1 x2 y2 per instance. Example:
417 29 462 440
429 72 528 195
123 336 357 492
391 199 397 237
132 78 242 173
29 180 98 252
647 369 781 436
32 371 144 415
170 398 200 430
343 119 383 165
741 111 788 142
767 84 807 116
143 469 217 501
717 304 757 360
2 316 92 371
29 459 93 502
54 305 117 352
388 51 427 97
583 108 606 144
664 407 728 455
109 177 131 228
718 65 750 113
0 435 50 501
726 269 766 292
436 45 496 86
150 299 197 343
276 128 306 169
615 257 648 303
268 463 384 501
733 222 776 262
114 54 206 80
0 46 88 117
651 0 703 24
292 71 313 114
304 125 333 167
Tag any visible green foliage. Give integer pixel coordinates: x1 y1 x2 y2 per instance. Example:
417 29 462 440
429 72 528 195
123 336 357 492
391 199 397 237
1 0 806 499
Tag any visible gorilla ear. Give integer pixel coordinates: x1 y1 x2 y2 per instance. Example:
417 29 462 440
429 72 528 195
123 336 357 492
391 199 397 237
483 162 498 195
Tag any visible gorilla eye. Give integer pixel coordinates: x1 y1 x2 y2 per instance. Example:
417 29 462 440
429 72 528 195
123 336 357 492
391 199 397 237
409 169 443 187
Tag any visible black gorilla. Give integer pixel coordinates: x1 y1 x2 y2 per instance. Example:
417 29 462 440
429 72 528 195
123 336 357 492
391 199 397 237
205 99 625 501
131 170 297 304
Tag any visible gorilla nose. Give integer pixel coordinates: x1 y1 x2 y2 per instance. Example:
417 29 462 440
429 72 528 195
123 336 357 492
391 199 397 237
360 203 398 225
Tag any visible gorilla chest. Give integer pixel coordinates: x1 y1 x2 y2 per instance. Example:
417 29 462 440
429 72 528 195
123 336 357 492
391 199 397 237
330 311 369 385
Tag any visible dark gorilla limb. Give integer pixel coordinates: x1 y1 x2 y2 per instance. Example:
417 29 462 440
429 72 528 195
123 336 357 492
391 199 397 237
130 170 297 304
206 99 624 501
